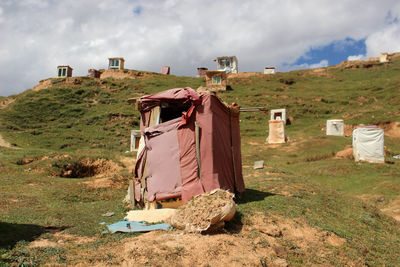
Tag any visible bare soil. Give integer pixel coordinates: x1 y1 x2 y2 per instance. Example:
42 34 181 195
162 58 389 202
0 133 13 148
336 145 353 159
70 213 354 266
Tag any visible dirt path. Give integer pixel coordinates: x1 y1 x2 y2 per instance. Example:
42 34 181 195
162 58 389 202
0 133 13 148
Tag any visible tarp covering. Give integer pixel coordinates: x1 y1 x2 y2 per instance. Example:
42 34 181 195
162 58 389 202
134 87 244 203
353 127 384 163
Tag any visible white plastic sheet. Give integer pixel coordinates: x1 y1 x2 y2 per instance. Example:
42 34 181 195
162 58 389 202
352 127 384 163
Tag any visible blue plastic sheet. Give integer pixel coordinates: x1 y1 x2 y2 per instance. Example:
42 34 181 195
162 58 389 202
106 220 171 233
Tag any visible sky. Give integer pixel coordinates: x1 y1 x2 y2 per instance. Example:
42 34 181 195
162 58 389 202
1 0 400 96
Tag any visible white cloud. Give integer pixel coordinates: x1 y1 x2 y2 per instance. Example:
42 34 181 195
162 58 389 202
347 54 365 61
287 59 329 71
1 0 400 96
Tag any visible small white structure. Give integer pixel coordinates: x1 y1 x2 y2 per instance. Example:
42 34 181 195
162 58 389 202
214 56 238 73
264 67 276 74
109 57 125 70
130 130 141 151
379 53 389 63
57 65 73 78
352 127 384 163
270 109 286 124
267 120 286 144
326 119 344 136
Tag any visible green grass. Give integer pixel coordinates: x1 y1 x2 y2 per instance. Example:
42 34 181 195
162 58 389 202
0 59 400 265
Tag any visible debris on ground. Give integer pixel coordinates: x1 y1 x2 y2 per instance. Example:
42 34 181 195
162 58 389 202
253 160 264 169
393 155 400 159
102 212 115 217
125 208 176 223
106 220 171 233
170 189 236 233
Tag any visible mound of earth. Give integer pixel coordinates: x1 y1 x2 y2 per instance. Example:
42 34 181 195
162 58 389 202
336 145 353 159
56 158 121 178
171 189 236 233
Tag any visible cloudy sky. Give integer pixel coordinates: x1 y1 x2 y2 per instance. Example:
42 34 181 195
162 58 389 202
1 0 400 96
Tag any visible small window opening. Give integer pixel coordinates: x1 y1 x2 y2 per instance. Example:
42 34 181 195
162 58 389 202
274 112 282 120
159 101 192 123
62 68 66 76
212 76 221 85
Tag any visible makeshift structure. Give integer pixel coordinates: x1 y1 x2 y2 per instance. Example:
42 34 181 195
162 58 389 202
214 56 238 73
130 130 141 151
270 109 286 124
88 69 101 78
161 66 170 75
267 120 286 144
197 67 208 77
57 65 73 78
353 127 384 163
108 57 125 70
131 87 245 204
326 119 344 136
264 67 276 74
205 71 227 91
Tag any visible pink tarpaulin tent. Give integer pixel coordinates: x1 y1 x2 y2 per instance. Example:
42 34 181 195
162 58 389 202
133 87 245 203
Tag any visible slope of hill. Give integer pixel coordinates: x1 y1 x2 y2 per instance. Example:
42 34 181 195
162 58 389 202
0 58 399 266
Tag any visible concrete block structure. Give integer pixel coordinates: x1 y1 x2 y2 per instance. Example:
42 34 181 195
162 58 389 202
205 71 227 91
57 66 73 78
270 109 286 124
197 67 208 77
214 56 238 73
267 120 286 144
326 119 344 136
264 67 276 74
108 57 125 70
161 66 170 75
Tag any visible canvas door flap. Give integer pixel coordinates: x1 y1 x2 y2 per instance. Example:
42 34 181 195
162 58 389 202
145 118 182 201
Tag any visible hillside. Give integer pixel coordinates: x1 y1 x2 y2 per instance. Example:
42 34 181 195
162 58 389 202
0 58 400 266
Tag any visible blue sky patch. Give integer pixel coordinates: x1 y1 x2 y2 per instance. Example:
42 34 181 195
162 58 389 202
293 37 367 67
132 6 142 15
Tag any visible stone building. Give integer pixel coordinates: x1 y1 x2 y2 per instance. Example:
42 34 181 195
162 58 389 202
88 69 101 78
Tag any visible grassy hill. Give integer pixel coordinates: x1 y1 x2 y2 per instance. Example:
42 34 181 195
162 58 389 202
0 58 399 265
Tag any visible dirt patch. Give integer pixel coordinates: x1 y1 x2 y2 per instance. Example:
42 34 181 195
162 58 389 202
381 121 400 138
30 239 58 248
381 197 400 222
0 98 15 109
82 177 113 188
53 158 121 178
30 232 96 248
91 213 352 267
336 145 353 159
31 78 52 91
119 156 136 173
0 133 13 148
227 72 263 79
